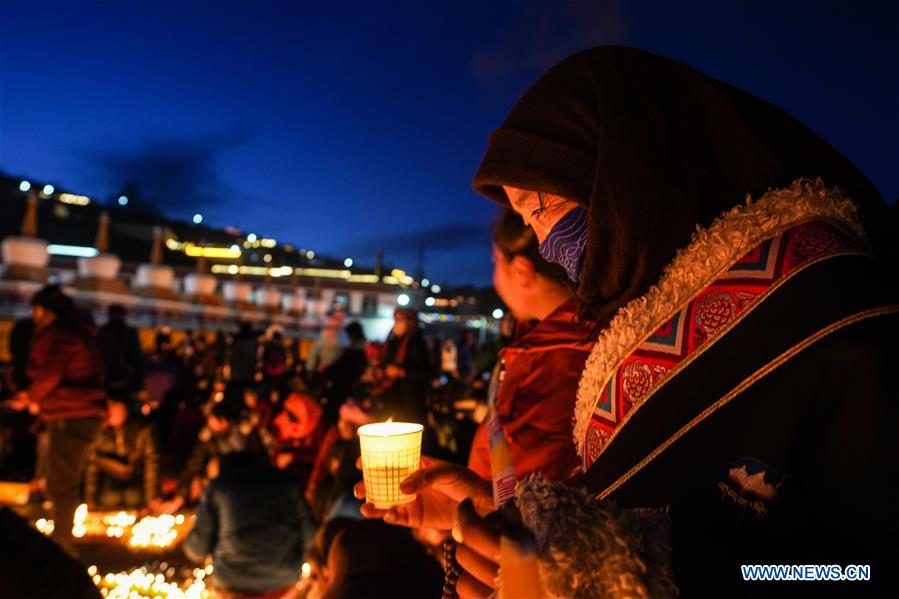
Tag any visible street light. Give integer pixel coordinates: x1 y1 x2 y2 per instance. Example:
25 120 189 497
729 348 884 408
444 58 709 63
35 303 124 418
397 293 410 306
42 184 55 196
492 308 504 319
192 213 203 224
421 278 430 287
19 180 31 192
118 195 129 206
425 297 435 307
344 257 353 268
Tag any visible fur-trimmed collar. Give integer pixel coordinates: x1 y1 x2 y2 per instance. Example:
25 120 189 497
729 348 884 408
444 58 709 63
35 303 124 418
573 179 865 455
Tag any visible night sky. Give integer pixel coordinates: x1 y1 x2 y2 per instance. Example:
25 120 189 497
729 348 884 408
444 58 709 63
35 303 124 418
1 1 896 285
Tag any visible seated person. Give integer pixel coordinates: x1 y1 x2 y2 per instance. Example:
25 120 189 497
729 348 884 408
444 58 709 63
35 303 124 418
319 519 443 599
271 390 323 482
183 450 316 599
157 389 267 513
304 517 358 596
84 399 158 509
306 401 370 521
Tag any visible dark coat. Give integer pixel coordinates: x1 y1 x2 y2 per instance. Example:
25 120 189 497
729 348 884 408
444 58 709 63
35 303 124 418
606 313 899 598
578 249 899 598
9 317 34 390
98 319 144 398
183 457 316 595
379 329 432 422
318 344 367 424
229 330 258 383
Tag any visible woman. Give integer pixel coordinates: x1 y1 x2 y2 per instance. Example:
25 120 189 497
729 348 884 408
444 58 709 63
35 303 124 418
374 308 432 423
467 208 592 482
471 46 898 597
365 46 898 598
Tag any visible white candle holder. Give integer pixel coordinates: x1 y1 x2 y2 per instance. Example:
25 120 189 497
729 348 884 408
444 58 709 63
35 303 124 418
358 422 423 509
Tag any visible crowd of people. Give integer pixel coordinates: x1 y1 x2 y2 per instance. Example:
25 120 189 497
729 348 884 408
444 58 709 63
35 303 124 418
0 280 500 598
3 45 898 599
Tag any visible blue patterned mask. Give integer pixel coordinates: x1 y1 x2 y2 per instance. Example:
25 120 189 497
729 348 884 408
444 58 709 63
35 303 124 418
538 206 587 283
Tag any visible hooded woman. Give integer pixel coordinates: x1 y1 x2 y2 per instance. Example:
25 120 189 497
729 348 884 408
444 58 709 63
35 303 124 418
462 45 899 598
358 46 898 599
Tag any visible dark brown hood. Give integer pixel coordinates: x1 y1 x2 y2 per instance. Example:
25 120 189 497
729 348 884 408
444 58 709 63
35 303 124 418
473 46 888 330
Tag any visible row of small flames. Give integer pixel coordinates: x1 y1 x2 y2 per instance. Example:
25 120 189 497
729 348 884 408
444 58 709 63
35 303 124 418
32 506 312 598
34 504 189 549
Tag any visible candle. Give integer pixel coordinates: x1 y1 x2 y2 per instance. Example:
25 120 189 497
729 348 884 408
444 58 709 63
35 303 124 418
358 421 423 509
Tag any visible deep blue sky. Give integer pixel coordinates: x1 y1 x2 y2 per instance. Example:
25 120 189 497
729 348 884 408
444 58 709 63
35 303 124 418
1 1 896 285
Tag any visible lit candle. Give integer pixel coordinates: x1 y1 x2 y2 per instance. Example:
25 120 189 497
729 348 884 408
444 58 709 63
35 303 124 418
358 421 423 509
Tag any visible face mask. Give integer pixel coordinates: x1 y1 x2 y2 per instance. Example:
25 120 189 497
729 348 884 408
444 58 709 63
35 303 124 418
538 206 587 283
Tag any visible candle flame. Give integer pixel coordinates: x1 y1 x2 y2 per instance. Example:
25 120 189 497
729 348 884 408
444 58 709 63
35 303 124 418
358 421 423 437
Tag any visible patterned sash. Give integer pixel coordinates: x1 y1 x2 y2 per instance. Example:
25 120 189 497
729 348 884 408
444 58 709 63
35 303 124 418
486 360 517 508
582 219 867 470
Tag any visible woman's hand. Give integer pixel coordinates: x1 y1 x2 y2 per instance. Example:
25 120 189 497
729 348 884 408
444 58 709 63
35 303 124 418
151 494 185 515
7 391 31 412
455 498 501 599
354 456 493 531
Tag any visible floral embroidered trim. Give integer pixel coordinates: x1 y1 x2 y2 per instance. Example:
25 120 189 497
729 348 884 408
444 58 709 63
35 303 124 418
573 179 865 456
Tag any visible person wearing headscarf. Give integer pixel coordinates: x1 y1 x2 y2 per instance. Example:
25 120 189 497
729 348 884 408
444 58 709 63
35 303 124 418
441 46 897 598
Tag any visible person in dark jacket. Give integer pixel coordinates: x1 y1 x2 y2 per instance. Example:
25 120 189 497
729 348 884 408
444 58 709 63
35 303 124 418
375 309 431 423
84 398 158 509
9 285 105 556
229 322 259 385
98 304 144 403
2 316 37 482
183 450 316 598
261 330 288 401
8 316 35 391
157 389 267 514
317 321 368 426
456 330 474 382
